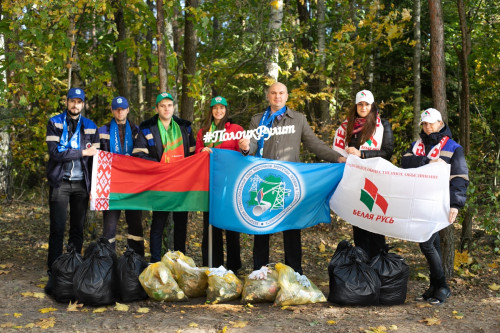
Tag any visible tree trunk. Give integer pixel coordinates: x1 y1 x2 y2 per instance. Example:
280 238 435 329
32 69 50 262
180 0 198 122
156 0 167 92
428 0 447 120
412 0 422 140
145 0 154 111
457 0 472 253
265 0 283 81
317 0 329 124
112 0 129 99
457 0 471 155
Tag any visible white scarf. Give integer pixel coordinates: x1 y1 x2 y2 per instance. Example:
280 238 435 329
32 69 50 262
332 115 384 157
412 136 449 160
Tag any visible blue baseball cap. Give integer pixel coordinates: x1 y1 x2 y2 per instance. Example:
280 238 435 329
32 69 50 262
112 96 129 110
67 88 85 102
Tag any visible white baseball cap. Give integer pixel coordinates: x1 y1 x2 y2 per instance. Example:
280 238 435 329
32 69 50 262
419 108 443 124
356 90 374 104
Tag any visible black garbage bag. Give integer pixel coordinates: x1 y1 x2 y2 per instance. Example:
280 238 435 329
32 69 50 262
328 253 381 306
73 238 117 305
51 244 82 303
117 246 148 302
328 240 370 302
370 248 409 305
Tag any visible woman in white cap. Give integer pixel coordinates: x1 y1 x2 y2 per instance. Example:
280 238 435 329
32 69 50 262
402 108 469 304
332 89 394 258
195 96 242 273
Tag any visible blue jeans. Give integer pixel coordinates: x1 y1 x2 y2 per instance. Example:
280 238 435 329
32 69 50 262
48 181 88 269
419 232 446 286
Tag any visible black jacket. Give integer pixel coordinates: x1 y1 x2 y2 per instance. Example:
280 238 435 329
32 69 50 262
132 114 195 162
349 118 394 161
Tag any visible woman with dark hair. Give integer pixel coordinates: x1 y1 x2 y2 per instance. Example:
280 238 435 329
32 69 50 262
332 89 394 258
195 96 242 272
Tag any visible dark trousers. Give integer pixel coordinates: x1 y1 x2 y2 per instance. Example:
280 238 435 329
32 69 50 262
253 229 303 274
419 232 447 288
48 181 88 269
150 211 188 262
352 226 386 259
202 212 241 272
103 210 144 256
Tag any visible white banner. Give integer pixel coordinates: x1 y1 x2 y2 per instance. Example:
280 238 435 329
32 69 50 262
330 156 451 242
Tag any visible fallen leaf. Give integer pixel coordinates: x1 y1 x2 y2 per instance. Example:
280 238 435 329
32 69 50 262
13 313 22 318
38 307 57 314
365 326 387 333
21 292 34 297
93 307 107 313
0 270 10 275
417 273 429 281
37 284 45 289
67 301 83 312
488 283 500 291
416 303 432 308
245 303 254 308
232 321 248 328
137 307 150 313
35 317 56 329
114 302 129 312
487 263 497 268
24 323 35 328
39 276 49 283
0 263 13 269
388 325 397 330
318 243 326 253
281 306 289 310
327 320 337 325
188 322 198 327
0 322 14 328
419 317 441 326
33 292 46 299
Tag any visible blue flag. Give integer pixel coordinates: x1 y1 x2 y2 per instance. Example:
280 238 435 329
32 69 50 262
209 149 345 234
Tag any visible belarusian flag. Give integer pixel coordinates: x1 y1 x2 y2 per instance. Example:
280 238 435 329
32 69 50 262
90 150 209 212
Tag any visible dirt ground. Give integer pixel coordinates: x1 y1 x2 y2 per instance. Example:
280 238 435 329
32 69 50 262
0 200 498 332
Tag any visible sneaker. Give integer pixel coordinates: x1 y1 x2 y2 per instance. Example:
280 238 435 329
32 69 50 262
415 285 435 301
428 287 451 305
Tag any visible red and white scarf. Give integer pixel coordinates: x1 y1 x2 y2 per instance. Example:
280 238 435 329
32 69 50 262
332 115 384 157
412 136 449 160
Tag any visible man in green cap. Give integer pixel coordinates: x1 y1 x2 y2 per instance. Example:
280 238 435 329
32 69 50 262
132 92 196 262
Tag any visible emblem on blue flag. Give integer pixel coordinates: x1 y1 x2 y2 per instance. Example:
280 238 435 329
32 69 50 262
235 163 302 229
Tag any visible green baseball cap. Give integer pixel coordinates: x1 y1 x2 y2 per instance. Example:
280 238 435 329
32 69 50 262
156 92 174 105
210 96 228 107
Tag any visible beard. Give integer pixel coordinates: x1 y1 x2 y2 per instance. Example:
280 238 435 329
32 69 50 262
67 108 81 117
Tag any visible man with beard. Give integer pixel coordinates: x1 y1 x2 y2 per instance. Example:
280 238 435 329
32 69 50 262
44 88 99 294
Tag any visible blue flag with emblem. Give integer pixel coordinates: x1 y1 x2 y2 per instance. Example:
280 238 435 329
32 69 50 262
209 149 345 234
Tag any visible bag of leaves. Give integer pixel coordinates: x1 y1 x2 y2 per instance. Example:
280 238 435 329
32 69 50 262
171 259 208 298
139 262 186 301
205 266 243 304
117 246 148 302
274 263 326 306
328 240 369 302
73 238 117 305
370 247 409 305
51 243 83 303
241 266 279 304
328 253 381 306
161 250 196 273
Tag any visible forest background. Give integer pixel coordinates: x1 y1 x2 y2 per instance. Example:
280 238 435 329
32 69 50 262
0 0 498 280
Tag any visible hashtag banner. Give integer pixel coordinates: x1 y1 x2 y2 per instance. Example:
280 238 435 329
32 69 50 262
329 155 451 242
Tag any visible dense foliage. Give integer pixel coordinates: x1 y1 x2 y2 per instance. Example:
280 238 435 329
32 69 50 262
0 0 498 234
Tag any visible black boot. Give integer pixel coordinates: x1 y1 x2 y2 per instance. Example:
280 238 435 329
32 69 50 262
415 277 436 301
429 277 451 305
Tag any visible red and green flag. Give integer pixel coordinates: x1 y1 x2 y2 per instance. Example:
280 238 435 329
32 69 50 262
90 150 209 212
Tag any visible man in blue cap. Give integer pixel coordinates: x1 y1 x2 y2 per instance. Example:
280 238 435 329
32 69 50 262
98 96 144 255
44 87 100 293
133 92 196 262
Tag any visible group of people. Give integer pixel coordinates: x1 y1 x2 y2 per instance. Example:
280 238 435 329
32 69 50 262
44 82 468 306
